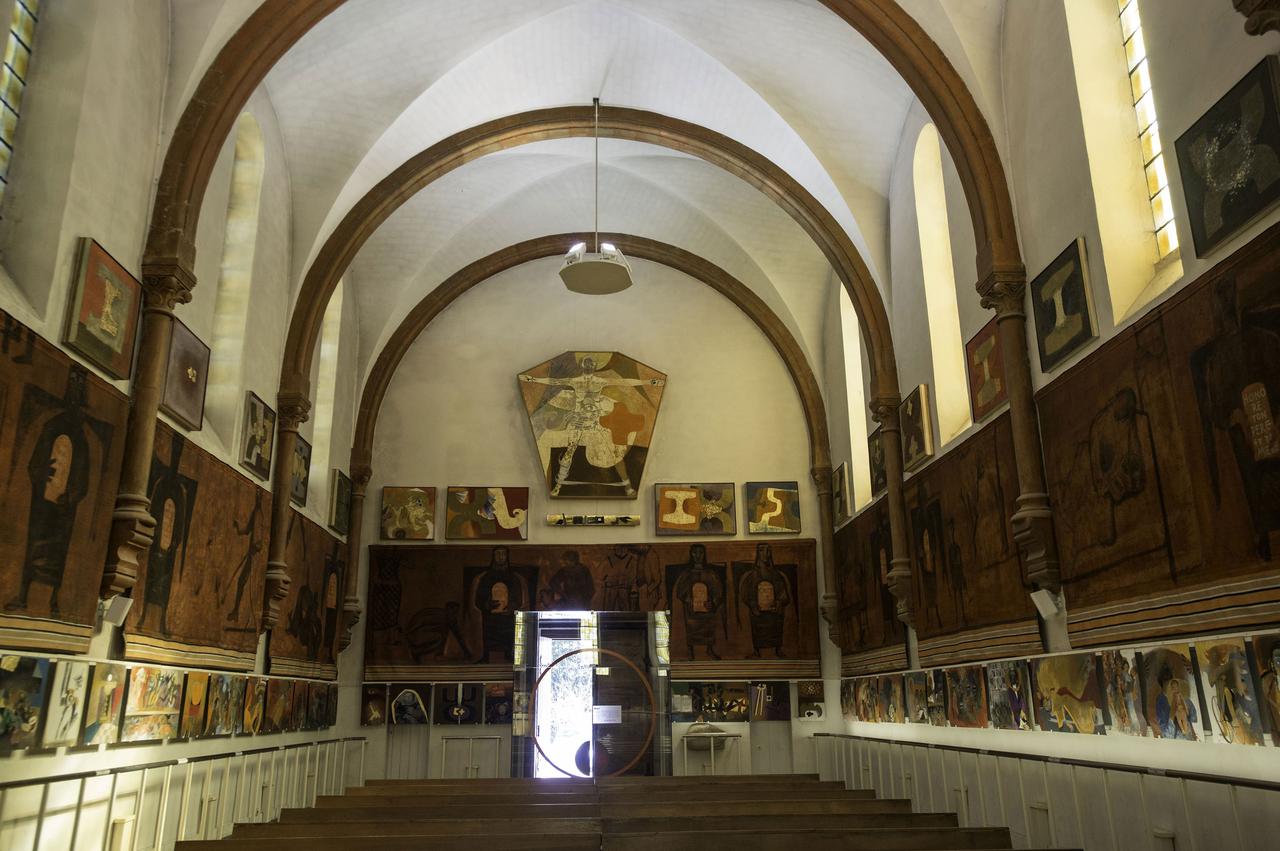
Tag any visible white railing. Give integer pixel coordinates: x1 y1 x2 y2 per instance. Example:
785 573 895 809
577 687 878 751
813 733 1279 851
0 737 366 851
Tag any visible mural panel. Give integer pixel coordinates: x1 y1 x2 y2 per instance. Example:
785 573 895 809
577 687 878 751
833 499 902 655
271 511 345 677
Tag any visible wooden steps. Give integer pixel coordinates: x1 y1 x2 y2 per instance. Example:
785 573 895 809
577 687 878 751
178 773 1040 850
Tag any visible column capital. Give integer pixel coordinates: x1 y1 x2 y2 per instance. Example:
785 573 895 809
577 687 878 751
869 395 900 428
140 263 195 311
810 464 833 496
1235 0 1280 35
339 596 362 652
978 266 1027 318
276 390 311 430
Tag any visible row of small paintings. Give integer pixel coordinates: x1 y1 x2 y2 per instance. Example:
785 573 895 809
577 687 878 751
671 680 825 723
360 682 514 726
840 633 1280 747
0 655 338 757
380 482 805 541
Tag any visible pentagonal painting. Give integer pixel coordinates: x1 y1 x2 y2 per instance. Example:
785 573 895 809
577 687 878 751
518 351 666 498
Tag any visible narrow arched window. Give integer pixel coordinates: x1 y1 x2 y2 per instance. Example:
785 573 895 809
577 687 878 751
309 280 344 511
0 0 39 208
839 285 872 510
912 124 971 445
207 114 264 442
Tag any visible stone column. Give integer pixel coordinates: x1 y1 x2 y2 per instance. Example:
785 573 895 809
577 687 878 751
979 271 1060 594
263 387 310 630
1234 0 1280 35
811 463 841 648
870 397 914 628
338 453 372 652
100 268 193 598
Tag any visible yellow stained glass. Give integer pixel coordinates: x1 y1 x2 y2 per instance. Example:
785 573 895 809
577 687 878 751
1140 123 1162 164
11 4 34 47
1151 186 1174 228
1120 1 1141 42
1134 90 1156 133
0 104 16 145
4 35 28 81
1145 154 1168 197
0 65 23 113
0 141 11 181
1125 29 1146 71
1129 59 1151 103
1156 222 1179 257
20 0 38 16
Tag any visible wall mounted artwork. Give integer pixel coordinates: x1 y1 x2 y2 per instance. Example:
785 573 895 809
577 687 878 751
798 680 825 719
671 682 749 723
290 435 311 507
434 682 482 724
877 676 903 723
944 665 988 728
0 311 128 653
518 351 666 498
744 481 801 534
986 660 1033 731
854 678 878 722
1175 56 1280 257
381 486 436 540
329 469 351 536
904 672 928 724
868 427 887 497
239 392 275 481
750 681 791 721
485 682 514 724
965 318 1007 422
832 463 852 527
289 681 308 731
0 655 48 755
273 511 345 678
926 669 948 726
655 483 736 535
179 671 209 739
206 674 243 736
1138 645 1204 741
82 663 126 745
445 486 528 540
308 681 328 729
833 499 902 655
40 660 90 748
1099 649 1147 737
160 318 209 432
361 684 388 726
390 684 431 724
263 680 293 734
1255 633 1280 746
899 385 934 472
242 676 267 735
121 666 183 742
1030 238 1096 373
547 514 639 527
1030 653 1104 734
840 680 857 723
64 238 141 380
1195 638 1265 745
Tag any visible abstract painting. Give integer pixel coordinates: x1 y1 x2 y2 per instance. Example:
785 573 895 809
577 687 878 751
329 469 352 536
985 660 1033 731
445 487 528 540
242 677 267 735
855 678 878 722
160 318 209 431
290 435 311 507
878 676 904 723
360 684 387 726
833 463 852 527
966 317 1007 422
41 660 90 748
179 671 209 739
518 351 666 498
264 679 293 734
485 682 514 724
944 665 988 728
1139 645 1204 741
899 385 934 472
1099 649 1147 737
797 680 824 719
121 666 183 742
1254 633 1280 746
82 663 126 745
926 669 948 726
327 683 339 726
839 679 857 722
904 673 928 723
1031 653 1105 734
390 684 431 724
206 674 243 736
434 682 482 724
744 482 801 534
273 513 345 676
655 483 735 535
308 681 328 729
868 427 887 497
1030 238 1095 373
749 681 791 721
65 238 141 380
0 655 48 754
290 681 308 731
833 501 903 654
239 392 275 481
1175 56 1280 257
1195 639 1265 745
381 487 436 540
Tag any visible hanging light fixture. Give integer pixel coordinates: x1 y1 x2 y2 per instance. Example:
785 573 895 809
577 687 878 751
560 98 634 294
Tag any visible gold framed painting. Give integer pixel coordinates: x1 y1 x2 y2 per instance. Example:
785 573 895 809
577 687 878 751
654 483 735 535
899 384 934 472
381 486 436 540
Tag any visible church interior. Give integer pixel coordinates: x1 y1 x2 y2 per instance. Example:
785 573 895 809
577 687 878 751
0 1 1278 849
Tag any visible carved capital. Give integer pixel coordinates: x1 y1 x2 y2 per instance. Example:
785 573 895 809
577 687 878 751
886 556 915 626
140 263 195 311
100 492 156 598
261 561 292 631
811 464 833 496
339 595 362 652
350 461 373 496
869 395 900 429
978 266 1027 318
276 390 311 431
1235 0 1280 35
1012 492 1060 593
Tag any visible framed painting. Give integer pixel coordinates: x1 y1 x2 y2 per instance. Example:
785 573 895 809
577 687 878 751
944 665 987 728
0 656 49 755
749 681 791 721
290 435 311 507
179 671 209 739
361 684 388 726
242 677 267 735
654 483 736 535
485 682 514 724
1099 649 1147 737
1138 645 1205 741
965 317 1007 422
82 663 126 746
121 666 183 742
434 682 482 724
832 463 852 527
445 487 528 540
381 486 436 540
797 680 823 719
239 391 275 481
1175 56 1280 257
985 660 1033 731
1031 653 1105 734
899 385 934 472
868 427 887 497
160 317 210 431
206 674 243 736
329 469 352 536
904 672 928 724
64 238 141 380
392 684 432 724
1254 634 1280 746
308 681 328 729
1030 237 1096 373
1195 639 1265 746
289 681 308 731
263 679 293 734
41 660 90 748
744 481 801 534
839 679 857 722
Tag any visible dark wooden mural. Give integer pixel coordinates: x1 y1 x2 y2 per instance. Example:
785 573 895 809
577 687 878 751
903 413 1034 640
270 510 345 677
834 499 902 655
364 540 820 680
124 421 270 668
1040 226 1280 640
0 311 127 652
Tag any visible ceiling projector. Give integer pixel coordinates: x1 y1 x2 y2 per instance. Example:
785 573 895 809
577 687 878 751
559 241 634 295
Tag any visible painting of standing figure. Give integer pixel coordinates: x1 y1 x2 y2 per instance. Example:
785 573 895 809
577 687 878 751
904 672 928 724
944 666 988 729
1254 633 1280 746
1099 649 1147 737
986 660 1033 731
264 680 294 733
1138 645 1205 741
273 512 345 676
82 663 126 745
41 660 90 748
179 672 209 739
1031 653 1105 734
1195 639 1266 746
